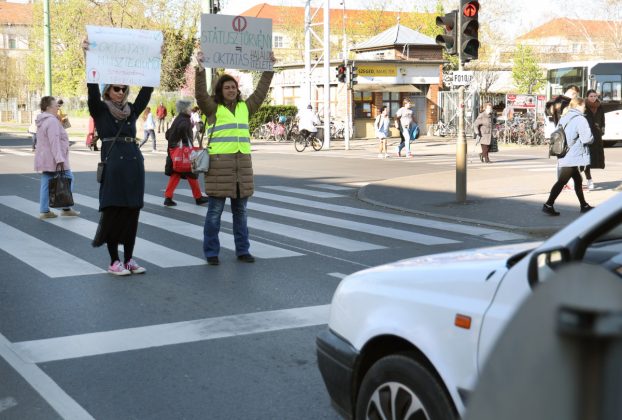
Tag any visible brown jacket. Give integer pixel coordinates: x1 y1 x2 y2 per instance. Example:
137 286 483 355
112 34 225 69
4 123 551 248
195 68 273 198
474 111 496 146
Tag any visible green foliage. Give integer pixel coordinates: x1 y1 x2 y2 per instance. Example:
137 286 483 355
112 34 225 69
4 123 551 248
249 105 298 133
512 44 545 94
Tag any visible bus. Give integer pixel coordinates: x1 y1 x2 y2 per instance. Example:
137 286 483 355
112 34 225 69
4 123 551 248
547 61 622 145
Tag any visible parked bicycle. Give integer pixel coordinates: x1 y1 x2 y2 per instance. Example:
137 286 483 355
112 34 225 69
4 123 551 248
294 130 323 152
430 120 457 137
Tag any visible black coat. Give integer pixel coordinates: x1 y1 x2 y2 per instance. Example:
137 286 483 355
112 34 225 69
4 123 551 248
164 113 197 179
87 83 153 210
585 103 606 169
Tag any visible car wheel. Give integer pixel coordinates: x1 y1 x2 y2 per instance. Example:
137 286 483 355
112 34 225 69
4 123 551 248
355 354 456 420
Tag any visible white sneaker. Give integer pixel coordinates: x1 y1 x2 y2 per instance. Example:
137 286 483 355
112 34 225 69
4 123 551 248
587 180 594 190
384 153 389 158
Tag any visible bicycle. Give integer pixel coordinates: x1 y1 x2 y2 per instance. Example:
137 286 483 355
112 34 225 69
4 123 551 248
294 130 323 152
431 120 457 137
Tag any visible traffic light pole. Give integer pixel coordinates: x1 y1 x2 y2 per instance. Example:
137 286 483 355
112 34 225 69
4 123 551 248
456 11 467 203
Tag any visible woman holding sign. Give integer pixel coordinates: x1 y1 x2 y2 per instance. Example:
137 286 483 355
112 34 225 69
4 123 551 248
82 37 154 276
194 49 275 266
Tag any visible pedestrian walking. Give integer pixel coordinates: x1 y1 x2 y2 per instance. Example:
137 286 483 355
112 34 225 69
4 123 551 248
142 107 157 151
395 98 414 157
374 106 390 158
190 106 203 143
194 49 275 265
86 116 99 151
82 37 153 276
584 89 605 190
156 102 167 133
163 99 209 207
28 111 39 151
57 99 71 129
34 96 80 219
542 97 594 216
474 102 497 163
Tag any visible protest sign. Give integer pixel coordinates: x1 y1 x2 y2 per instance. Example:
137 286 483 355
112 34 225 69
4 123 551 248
85 25 163 87
200 14 273 72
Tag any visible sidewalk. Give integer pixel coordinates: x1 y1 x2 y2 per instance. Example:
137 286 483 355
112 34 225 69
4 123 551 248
356 139 622 238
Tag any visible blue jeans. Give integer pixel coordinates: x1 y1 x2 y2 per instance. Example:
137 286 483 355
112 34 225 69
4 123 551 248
40 170 74 213
144 129 156 149
203 196 249 258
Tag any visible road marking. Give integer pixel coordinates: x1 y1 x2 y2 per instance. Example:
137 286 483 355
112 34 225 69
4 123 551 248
0 397 18 413
250 191 525 241
0 149 31 156
262 186 345 198
177 191 457 245
0 195 205 267
0 221 104 277
69 150 95 156
12 305 330 363
328 272 347 279
309 184 355 191
0 333 95 419
144 193 382 252
76 194 301 258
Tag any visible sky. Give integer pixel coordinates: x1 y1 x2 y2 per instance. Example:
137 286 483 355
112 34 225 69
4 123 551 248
220 0 611 39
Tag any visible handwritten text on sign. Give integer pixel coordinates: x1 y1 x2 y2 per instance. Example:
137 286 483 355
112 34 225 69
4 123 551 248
200 14 273 72
85 26 163 87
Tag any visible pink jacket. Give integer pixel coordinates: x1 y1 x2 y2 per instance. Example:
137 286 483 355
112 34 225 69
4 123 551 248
34 112 71 172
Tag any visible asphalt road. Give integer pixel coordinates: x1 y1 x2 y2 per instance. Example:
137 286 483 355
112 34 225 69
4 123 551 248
0 133 535 419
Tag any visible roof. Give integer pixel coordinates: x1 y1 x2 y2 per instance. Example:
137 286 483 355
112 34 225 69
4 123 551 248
517 18 622 41
0 2 32 25
352 24 436 50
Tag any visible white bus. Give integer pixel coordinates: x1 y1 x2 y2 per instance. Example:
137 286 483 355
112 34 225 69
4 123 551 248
547 61 622 145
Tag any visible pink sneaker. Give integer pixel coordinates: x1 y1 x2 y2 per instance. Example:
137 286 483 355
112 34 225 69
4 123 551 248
108 260 131 276
125 258 146 274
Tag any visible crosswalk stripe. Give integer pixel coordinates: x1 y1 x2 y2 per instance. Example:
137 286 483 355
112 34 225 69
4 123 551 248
142 194 383 252
74 194 301 259
479 164 552 170
309 184 355 191
246 190 526 242
262 186 345 198
69 150 95 156
0 195 205 268
0 149 31 156
0 221 105 277
177 190 457 246
12 304 330 363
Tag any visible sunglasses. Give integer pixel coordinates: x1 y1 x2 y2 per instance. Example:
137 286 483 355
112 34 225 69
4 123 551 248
111 86 128 93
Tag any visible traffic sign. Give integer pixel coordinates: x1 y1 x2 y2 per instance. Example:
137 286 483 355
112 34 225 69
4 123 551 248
452 71 474 86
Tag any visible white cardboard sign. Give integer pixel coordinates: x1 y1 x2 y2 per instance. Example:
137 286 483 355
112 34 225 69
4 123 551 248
200 14 273 72
85 25 163 87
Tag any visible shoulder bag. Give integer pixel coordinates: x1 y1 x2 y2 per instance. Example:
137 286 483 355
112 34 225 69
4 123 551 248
190 114 212 174
97 123 124 183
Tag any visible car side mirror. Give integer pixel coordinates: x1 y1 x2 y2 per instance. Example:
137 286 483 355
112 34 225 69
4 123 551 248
528 247 571 288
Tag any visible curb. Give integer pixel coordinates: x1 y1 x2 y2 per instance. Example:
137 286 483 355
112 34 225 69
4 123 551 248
356 183 557 239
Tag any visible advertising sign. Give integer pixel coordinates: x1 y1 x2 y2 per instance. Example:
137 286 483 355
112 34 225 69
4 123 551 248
358 65 397 77
85 26 163 87
200 14 273 72
505 94 537 109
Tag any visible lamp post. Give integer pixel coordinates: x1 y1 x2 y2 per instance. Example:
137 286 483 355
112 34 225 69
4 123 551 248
43 0 52 95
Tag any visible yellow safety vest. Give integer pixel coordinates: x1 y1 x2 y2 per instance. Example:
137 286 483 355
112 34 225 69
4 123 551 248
208 103 251 155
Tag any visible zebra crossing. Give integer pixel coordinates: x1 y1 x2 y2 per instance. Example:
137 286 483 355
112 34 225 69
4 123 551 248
0 183 527 280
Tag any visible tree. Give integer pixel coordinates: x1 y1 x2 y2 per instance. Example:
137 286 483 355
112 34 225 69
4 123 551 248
512 44 544 94
26 0 199 98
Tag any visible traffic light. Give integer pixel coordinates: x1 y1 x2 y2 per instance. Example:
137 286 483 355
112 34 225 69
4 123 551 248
460 0 480 62
349 65 358 87
435 10 457 56
336 64 346 83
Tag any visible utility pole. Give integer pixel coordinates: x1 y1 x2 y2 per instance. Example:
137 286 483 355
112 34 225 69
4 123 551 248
323 0 331 150
342 1 350 150
201 0 218 94
43 0 52 95
456 9 467 203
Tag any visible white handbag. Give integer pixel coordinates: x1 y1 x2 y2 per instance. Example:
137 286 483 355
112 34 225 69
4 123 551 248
190 148 209 173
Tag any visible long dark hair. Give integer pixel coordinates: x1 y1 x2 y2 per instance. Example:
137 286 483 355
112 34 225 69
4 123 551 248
213 74 241 105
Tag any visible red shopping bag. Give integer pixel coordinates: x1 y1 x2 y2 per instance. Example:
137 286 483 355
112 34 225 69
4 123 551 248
169 144 195 173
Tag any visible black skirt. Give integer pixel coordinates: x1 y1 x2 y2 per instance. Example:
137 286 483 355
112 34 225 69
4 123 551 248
92 207 140 247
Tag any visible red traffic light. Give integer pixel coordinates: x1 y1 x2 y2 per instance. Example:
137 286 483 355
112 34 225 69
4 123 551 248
462 1 479 17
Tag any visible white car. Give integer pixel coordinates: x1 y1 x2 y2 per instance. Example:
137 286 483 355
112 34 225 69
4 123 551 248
317 193 622 420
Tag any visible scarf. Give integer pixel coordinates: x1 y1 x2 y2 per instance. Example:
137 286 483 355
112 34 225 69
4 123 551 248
104 99 131 120
587 99 600 115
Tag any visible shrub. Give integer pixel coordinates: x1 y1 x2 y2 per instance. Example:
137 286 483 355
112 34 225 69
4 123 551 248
249 105 298 132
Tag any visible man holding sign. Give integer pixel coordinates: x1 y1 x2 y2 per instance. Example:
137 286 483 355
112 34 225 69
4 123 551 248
82 27 162 276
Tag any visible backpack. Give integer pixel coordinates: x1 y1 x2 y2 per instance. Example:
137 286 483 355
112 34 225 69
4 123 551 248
409 123 420 141
549 115 578 158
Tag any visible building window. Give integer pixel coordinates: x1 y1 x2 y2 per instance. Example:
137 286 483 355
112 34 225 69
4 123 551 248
354 92 373 118
282 86 299 106
9 38 16 49
274 35 284 49
382 92 401 118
